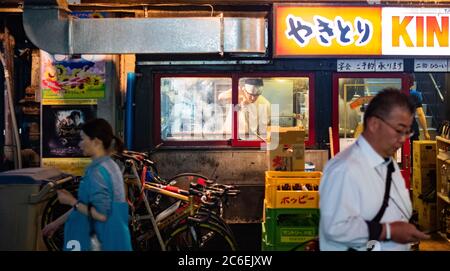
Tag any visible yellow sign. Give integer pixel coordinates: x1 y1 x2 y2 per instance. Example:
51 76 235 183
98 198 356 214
274 6 382 56
42 99 97 105
42 158 91 176
382 8 450 55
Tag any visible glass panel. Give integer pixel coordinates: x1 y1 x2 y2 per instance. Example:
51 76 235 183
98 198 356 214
338 78 401 145
412 72 447 139
161 77 232 141
234 77 310 141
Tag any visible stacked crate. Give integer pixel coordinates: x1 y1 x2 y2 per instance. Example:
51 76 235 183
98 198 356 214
412 140 437 231
261 171 321 251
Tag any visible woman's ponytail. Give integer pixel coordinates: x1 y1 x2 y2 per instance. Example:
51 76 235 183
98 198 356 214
113 135 124 154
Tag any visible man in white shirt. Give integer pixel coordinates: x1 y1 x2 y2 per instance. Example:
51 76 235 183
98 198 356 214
218 79 271 140
319 88 430 251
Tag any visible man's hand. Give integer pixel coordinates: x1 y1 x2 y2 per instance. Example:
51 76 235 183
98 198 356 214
424 131 431 140
390 221 430 243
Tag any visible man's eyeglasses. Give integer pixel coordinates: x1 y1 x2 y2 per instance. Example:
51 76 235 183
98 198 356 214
373 115 414 138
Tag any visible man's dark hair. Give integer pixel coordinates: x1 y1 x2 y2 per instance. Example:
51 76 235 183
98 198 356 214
363 88 415 128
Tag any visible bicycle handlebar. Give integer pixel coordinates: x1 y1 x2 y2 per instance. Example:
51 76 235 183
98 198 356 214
29 176 74 204
122 143 163 158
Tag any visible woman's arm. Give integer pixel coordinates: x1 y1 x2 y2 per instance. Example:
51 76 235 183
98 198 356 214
41 208 73 237
71 201 107 222
56 189 107 222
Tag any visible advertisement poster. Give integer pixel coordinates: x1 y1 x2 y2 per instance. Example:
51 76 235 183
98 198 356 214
41 158 92 176
42 104 97 158
40 51 107 99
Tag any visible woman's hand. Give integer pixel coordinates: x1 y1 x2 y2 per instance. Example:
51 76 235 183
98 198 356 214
57 189 77 206
42 221 61 237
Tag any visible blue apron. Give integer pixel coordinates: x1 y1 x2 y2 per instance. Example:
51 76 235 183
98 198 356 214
63 165 132 251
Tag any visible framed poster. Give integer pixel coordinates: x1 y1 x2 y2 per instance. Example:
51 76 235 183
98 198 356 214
40 51 106 99
42 104 97 158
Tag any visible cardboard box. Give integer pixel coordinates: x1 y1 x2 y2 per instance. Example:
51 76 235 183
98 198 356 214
267 126 305 171
267 126 305 144
267 143 305 171
413 141 436 169
417 202 437 232
412 167 436 194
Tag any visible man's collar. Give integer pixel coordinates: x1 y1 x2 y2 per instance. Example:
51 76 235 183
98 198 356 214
357 135 388 168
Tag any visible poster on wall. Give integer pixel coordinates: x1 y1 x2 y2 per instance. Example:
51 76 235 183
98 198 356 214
41 158 92 177
40 51 107 99
42 104 97 158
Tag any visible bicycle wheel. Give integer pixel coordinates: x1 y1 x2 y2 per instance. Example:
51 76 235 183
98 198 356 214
195 209 234 237
165 221 238 251
41 183 79 251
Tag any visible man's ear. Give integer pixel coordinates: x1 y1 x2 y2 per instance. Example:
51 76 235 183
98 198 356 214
366 117 379 134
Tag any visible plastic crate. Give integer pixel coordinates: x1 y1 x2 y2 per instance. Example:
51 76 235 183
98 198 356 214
261 239 308 251
265 171 322 209
262 208 319 247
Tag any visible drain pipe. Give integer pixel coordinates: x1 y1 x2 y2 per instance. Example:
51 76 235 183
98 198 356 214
125 72 136 150
0 52 22 169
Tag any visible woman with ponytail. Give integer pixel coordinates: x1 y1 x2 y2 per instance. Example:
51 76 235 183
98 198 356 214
42 118 132 251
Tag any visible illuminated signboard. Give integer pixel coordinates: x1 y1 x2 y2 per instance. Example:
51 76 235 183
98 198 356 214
382 8 450 55
275 6 450 56
274 6 382 56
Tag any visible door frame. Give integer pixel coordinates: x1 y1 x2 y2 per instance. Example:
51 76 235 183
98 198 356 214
331 72 412 169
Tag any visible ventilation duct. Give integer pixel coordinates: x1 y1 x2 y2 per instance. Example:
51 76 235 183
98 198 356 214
22 0 266 55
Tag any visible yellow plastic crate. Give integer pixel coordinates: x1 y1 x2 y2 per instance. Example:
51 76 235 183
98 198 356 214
265 171 322 179
265 171 322 209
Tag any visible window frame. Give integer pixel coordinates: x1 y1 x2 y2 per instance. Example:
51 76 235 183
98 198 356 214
154 72 316 148
331 72 411 154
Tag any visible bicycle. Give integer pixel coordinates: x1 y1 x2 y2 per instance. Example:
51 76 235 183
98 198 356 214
41 149 239 251
117 152 239 251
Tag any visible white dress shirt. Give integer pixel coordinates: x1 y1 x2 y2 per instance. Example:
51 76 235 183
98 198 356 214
223 95 271 139
319 135 412 251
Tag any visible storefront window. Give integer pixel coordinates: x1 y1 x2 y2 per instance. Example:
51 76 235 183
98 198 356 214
338 77 401 150
232 77 310 141
161 77 232 141
159 75 312 146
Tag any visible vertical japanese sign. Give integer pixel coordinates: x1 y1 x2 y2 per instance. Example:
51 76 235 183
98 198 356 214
274 6 382 56
382 8 450 55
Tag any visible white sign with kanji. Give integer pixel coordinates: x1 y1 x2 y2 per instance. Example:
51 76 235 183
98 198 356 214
337 59 376 72
337 59 403 72
414 59 449 72
374 59 404 72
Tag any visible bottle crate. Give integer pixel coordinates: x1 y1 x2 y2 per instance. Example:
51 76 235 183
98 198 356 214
265 171 322 208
